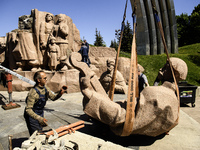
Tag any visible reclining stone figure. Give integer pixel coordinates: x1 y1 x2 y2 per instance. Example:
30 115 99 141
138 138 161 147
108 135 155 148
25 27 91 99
70 52 188 137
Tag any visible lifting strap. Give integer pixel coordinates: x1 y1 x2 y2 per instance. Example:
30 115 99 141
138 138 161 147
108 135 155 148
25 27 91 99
151 0 180 131
109 0 128 101
121 0 180 136
121 1 138 136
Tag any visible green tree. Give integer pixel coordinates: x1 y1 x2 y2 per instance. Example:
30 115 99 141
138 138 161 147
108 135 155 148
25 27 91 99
110 39 118 50
176 4 200 46
176 13 190 46
190 4 200 44
94 28 106 47
115 20 133 52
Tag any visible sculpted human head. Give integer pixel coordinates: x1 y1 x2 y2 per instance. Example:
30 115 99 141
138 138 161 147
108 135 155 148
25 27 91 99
170 57 188 80
46 13 54 22
107 59 115 73
158 57 188 83
24 17 33 29
57 14 66 23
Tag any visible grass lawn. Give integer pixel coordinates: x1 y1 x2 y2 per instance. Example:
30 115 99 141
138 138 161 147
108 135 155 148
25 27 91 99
119 43 200 86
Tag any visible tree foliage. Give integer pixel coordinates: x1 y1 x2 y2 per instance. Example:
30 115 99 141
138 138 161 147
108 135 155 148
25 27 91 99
110 39 118 50
94 28 106 47
176 4 200 46
190 4 200 44
176 13 190 46
114 20 133 52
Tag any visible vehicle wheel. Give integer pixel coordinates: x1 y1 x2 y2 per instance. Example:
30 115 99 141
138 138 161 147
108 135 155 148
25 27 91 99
192 103 195 107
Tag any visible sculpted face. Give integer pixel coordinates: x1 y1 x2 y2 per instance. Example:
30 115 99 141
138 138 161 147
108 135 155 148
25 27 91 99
46 14 53 22
58 15 64 23
19 21 25 29
24 18 33 29
158 61 174 83
158 57 188 83
107 64 114 73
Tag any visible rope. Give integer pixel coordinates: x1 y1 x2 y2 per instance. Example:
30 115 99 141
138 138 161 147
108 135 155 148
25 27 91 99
151 0 180 131
108 0 128 101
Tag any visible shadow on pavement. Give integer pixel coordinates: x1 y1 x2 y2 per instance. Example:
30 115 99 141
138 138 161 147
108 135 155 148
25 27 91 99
180 103 192 107
12 137 29 148
0 94 6 105
68 114 166 147
9 109 166 149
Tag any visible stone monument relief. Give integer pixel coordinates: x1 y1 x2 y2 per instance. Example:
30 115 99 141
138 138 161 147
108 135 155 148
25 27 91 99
0 37 6 63
5 9 81 71
0 9 127 93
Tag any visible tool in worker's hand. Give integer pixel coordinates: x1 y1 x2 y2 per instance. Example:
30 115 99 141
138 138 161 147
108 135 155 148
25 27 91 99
62 86 67 90
62 85 68 93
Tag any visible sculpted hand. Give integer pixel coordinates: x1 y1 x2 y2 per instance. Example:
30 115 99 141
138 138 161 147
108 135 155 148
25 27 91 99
53 25 59 31
38 117 48 127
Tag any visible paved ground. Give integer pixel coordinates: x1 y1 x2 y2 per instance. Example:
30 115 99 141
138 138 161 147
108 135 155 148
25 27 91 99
0 91 200 150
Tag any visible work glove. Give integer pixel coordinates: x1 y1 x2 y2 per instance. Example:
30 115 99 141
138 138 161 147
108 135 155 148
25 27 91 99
60 85 68 94
37 116 48 127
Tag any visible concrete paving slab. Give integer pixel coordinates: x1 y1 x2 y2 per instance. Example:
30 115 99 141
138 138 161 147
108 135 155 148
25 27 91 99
0 91 200 150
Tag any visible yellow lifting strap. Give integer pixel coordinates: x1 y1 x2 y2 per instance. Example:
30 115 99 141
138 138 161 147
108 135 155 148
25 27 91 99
109 0 128 101
121 1 138 136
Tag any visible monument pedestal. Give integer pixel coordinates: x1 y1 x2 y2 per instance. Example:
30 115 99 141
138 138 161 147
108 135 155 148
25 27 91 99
0 69 80 93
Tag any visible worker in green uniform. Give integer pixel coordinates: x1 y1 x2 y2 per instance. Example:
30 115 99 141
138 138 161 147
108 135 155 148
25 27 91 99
24 70 67 135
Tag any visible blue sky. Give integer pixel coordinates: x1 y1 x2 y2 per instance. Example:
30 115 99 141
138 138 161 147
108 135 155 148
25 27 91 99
0 0 199 46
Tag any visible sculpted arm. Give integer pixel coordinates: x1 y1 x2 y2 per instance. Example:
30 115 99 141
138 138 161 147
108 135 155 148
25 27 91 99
39 22 46 47
57 45 61 60
60 24 69 36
